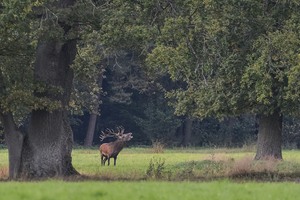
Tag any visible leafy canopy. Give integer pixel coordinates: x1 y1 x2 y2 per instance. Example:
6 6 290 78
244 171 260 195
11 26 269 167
145 0 300 118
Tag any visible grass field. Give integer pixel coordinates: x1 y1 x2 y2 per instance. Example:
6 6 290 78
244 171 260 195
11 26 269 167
0 147 300 200
0 181 299 200
70 147 300 181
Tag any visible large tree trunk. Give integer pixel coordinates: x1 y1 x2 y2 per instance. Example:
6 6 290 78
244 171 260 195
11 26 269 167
0 0 78 179
255 112 283 160
19 14 78 177
0 112 24 179
20 110 77 177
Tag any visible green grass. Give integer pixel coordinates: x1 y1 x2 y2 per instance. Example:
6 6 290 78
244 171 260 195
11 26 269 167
0 180 299 200
1 148 300 199
73 147 219 179
70 147 300 181
2 147 300 180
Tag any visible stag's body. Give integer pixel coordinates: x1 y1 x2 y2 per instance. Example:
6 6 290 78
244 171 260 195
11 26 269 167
100 140 125 166
99 127 133 166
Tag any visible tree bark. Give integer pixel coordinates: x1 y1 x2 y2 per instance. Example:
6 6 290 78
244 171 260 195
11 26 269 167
18 10 79 177
182 117 193 146
0 112 24 179
255 111 283 160
84 111 98 147
20 110 78 178
0 0 78 179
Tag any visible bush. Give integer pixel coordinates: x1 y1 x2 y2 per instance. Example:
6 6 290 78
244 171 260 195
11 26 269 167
146 157 171 180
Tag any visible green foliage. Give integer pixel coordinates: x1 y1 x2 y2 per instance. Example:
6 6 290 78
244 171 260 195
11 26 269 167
242 29 300 115
0 0 38 116
83 0 157 56
3 0 300 151
134 96 182 145
70 0 158 115
145 0 300 118
71 30 104 114
0 0 103 117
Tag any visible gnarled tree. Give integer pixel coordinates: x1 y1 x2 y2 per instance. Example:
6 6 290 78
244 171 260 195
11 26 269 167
0 0 80 179
145 0 300 160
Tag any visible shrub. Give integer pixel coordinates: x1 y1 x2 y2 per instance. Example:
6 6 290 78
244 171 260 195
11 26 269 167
146 157 171 180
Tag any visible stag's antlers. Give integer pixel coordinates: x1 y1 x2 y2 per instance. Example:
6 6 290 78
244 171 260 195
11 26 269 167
99 126 125 141
100 128 116 141
116 126 124 136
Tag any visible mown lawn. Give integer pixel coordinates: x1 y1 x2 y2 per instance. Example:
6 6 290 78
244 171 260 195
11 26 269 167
0 148 300 200
0 180 299 200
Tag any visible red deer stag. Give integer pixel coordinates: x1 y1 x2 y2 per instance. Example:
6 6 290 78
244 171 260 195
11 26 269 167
99 127 133 166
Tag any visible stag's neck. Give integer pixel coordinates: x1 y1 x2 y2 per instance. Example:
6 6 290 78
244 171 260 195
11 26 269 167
112 140 125 151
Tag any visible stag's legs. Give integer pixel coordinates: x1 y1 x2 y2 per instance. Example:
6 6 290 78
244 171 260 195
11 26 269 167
114 157 117 166
103 157 108 165
107 157 110 166
100 155 116 166
101 155 108 166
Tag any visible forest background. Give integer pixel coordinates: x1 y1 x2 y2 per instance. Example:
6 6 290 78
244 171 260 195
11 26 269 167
2 0 300 179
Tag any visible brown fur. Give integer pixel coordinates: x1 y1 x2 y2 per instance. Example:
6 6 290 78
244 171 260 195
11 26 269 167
99 132 132 166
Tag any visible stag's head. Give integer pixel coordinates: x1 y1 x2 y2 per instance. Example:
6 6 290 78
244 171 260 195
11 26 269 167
100 127 133 142
120 132 133 142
